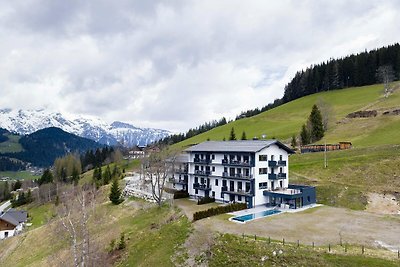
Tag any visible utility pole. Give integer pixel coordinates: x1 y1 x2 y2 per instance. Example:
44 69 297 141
324 141 328 168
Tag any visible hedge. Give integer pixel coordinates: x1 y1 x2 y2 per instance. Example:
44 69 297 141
173 190 189 199
197 196 215 205
193 202 247 221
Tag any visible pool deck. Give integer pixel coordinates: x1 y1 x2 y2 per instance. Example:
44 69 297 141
228 203 322 217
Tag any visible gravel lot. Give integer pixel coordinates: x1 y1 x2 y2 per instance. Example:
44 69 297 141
175 199 400 250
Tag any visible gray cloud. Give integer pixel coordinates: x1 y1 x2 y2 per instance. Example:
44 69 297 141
0 0 399 132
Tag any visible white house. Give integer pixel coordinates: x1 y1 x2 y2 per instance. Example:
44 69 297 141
171 140 316 209
0 209 28 239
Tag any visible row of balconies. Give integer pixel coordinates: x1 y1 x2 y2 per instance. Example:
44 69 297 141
222 172 253 180
192 170 286 180
221 159 252 166
268 160 287 167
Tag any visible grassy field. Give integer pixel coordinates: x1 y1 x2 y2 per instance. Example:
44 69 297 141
289 145 400 210
209 234 399 267
0 171 40 181
0 134 23 153
175 83 399 148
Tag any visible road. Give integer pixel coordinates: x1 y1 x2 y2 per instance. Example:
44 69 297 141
0 200 11 213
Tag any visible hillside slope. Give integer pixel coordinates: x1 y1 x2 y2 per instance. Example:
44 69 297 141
176 83 400 148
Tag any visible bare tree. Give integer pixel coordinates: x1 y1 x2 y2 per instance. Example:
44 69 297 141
58 185 98 266
376 65 396 98
316 98 334 131
142 148 177 207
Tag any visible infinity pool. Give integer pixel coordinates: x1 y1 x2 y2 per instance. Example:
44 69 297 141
231 209 281 222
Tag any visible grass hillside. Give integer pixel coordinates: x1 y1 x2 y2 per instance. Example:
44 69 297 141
0 133 23 153
175 83 400 210
176 83 400 148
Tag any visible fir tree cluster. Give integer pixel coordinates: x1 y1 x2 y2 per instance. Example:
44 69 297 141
300 105 325 145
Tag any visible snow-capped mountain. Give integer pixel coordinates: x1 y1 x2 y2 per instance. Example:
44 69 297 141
0 108 171 147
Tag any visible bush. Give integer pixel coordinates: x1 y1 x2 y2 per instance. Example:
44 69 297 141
173 190 189 199
197 196 215 205
193 202 247 221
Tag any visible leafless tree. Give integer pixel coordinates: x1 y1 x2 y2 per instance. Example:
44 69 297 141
142 148 177 207
316 98 334 131
376 65 396 98
58 185 99 266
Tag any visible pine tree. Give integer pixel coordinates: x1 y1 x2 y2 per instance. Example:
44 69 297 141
300 124 310 145
39 169 54 185
229 127 236 140
309 104 324 142
241 131 247 140
2 181 11 201
291 135 297 149
109 178 123 204
118 232 126 250
103 165 112 185
71 167 80 186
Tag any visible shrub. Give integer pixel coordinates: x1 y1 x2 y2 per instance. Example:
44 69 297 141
197 196 215 205
173 190 189 199
193 202 247 221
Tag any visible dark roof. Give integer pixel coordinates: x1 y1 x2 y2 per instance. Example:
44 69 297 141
184 140 294 154
0 209 28 226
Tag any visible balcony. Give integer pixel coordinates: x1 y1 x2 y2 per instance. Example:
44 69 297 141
277 173 287 179
175 169 188 175
268 161 277 167
169 177 188 185
193 183 211 191
268 173 277 180
194 158 211 164
221 186 253 196
222 172 253 180
222 159 252 167
277 160 287 167
194 170 211 176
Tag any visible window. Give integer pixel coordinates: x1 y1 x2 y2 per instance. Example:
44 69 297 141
212 154 215 160
4 231 8 238
259 155 268 161
307 196 311 202
215 179 219 186
222 180 227 187
195 189 198 194
212 166 215 172
238 181 242 190
200 177 204 184
259 182 268 189
271 155 275 161
259 168 268 174
212 191 215 197
280 155 283 161
280 167 283 173
238 195 242 201
195 177 198 183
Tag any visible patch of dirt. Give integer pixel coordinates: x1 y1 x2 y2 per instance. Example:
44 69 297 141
346 110 377 118
366 192 400 215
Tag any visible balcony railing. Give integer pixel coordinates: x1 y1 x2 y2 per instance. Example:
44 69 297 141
268 173 277 180
194 170 211 176
222 172 253 180
221 159 252 166
277 173 287 179
175 169 188 174
169 177 188 184
194 158 211 164
193 183 211 191
268 160 277 167
221 187 253 196
277 160 287 166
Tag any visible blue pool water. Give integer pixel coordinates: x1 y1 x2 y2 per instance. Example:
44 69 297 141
232 209 281 222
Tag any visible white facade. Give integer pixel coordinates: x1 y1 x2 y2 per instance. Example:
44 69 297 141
184 140 292 208
0 223 23 240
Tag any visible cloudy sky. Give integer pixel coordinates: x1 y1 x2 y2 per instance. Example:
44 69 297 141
0 0 399 132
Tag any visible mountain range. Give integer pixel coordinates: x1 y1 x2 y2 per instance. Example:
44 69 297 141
0 109 170 147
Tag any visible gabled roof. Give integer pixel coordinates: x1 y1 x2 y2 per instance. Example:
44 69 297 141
0 209 28 227
184 140 295 154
